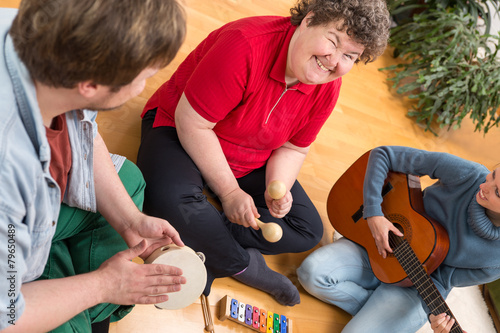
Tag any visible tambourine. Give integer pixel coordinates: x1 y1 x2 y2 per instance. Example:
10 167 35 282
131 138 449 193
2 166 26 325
144 244 207 310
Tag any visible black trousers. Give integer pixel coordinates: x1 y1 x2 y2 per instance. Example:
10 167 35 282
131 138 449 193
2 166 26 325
137 109 323 294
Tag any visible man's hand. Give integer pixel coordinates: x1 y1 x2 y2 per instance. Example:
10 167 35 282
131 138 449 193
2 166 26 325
96 240 186 305
121 213 184 259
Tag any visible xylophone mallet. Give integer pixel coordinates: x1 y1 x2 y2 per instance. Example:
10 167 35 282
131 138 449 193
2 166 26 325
255 180 286 243
201 294 214 333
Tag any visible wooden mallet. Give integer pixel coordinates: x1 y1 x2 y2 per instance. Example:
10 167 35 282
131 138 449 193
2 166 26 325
255 180 286 243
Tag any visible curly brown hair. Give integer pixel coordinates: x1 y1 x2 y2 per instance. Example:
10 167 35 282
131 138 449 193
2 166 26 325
10 0 186 90
290 0 391 63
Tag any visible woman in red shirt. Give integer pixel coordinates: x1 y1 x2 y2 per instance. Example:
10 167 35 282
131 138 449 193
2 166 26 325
137 0 390 305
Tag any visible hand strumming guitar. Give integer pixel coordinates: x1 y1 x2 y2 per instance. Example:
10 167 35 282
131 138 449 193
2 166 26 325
366 215 404 258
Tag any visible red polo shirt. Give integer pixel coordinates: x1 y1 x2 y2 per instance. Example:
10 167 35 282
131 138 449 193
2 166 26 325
143 16 341 178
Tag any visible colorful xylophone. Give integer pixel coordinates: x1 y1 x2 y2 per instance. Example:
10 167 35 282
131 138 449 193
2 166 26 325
218 295 293 333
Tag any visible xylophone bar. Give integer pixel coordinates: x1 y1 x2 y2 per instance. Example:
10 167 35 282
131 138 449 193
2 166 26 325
218 295 293 333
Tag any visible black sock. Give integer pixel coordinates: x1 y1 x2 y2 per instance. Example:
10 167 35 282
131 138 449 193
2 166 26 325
233 248 300 306
91 316 110 333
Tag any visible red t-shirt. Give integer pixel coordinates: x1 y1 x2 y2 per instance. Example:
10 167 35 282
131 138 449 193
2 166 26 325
45 114 72 202
143 16 341 178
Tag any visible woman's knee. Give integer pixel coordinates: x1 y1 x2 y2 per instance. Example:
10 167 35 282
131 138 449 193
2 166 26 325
297 255 323 292
297 245 338 292
297 239 366 293
282 208 323 252
307 218 324 249
297 255 360 314
143 183 212 224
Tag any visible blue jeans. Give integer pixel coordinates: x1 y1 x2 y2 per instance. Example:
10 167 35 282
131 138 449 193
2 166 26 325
297 237 428 333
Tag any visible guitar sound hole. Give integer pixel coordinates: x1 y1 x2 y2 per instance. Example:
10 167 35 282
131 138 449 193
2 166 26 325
386 214 412 257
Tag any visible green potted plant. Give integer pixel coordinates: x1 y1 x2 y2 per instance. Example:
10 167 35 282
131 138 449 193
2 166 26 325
382 3 500 135
390 0 499 33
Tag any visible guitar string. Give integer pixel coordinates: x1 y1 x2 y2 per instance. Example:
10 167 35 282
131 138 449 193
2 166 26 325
393 239 447 313
389 234 463 332
394 240 462 332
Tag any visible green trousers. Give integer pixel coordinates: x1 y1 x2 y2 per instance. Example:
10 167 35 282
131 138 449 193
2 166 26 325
37 160 145 332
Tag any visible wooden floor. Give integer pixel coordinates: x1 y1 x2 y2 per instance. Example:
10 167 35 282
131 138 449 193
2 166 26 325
6 0 500 332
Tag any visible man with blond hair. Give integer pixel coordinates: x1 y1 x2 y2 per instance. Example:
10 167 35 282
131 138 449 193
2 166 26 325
0 0 186 332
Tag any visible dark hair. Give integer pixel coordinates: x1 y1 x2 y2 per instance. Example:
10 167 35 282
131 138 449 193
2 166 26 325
10 0 186 89
290 0 391 63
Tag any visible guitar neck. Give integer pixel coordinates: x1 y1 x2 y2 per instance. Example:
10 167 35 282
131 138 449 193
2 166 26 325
393 239 463 333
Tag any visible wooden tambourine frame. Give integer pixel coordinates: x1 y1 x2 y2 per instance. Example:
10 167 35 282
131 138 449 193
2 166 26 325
145 244 207 310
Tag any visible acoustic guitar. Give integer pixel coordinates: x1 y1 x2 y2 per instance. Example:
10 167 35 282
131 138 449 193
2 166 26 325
327 151 463 332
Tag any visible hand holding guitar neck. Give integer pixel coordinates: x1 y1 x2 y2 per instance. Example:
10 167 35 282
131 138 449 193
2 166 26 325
255 180 286 243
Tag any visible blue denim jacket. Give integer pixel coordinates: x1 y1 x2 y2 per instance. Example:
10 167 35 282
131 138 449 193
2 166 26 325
1 9 101 328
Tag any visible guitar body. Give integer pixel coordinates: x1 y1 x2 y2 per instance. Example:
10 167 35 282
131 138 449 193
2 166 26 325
327 151 450 287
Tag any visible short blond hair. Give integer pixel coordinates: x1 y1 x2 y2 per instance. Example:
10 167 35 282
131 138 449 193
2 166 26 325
10 0 186 89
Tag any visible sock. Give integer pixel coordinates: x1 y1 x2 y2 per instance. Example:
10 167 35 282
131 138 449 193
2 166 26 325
91 316 110 333
233 248 300 306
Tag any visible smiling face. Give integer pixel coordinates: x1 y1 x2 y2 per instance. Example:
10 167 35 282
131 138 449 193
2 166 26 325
285 12 365 86
477 168 500 214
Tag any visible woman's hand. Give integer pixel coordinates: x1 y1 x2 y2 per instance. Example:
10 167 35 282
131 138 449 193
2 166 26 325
366 215 403 258
219 187 259 229
265 189 292 218
120 213 185 259
429 313 464 333
96 240 186 305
